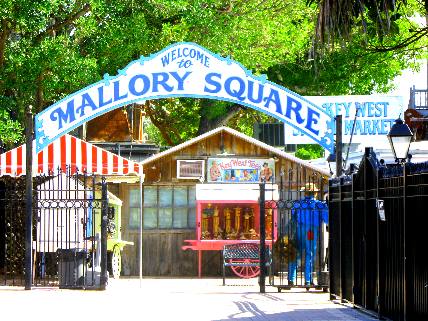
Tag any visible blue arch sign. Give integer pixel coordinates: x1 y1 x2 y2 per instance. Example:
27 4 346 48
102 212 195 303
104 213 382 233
35 42 334 153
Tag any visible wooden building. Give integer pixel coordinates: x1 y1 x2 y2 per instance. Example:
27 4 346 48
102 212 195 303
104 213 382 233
117 126 330 277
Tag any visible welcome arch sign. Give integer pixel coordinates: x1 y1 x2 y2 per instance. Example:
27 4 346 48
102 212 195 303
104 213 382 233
35 42 334 153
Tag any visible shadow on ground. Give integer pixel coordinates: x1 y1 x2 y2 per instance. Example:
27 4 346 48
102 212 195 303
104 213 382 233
214 301 378 321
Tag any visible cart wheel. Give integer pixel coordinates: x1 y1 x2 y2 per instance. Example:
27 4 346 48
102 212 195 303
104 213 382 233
108 246 121 279
229 259 260 278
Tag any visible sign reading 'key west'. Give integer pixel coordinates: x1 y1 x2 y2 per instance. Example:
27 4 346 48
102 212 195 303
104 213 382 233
35 42 334 153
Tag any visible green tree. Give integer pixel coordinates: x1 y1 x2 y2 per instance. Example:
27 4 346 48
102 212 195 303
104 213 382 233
0 109 22 148
0 0 425 147
295 144 325 160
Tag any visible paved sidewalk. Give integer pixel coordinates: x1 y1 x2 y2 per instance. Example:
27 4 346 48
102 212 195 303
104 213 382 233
0 278 377 321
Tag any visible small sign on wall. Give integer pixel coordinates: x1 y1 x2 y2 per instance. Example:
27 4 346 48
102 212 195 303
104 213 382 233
377 199 386 221
207 158 274 183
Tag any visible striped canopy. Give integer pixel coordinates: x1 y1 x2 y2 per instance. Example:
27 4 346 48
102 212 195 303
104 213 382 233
0 134 141 177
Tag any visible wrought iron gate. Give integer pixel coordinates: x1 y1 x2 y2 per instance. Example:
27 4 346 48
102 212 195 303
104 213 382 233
0 168 108 289
263 169 329 291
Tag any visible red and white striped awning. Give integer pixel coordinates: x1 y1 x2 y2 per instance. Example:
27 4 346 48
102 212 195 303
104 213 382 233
0 134 142 177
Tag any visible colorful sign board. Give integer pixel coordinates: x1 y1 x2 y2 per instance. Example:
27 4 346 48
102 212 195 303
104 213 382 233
284 95 404 146
35 42 334 153
207 158 275 183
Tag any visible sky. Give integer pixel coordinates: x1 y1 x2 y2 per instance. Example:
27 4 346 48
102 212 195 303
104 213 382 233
388 13 427 104
388 60 428 105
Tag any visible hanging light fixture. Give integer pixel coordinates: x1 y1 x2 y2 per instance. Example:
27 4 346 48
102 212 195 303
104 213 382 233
387 118 413 162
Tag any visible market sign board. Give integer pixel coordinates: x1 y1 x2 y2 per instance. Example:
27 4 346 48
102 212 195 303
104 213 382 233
35 42 334 153
207 158 275 183
284 95 404 146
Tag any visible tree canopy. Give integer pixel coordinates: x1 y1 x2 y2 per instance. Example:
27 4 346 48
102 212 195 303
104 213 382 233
0 0 426 149
309 0 427 52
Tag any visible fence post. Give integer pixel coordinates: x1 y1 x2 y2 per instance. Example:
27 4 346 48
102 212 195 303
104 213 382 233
409 86 415 109
25 106 33 290
338 176 343 301
363 147 370 308
351 173 355 304
403 163 407 321
336 115 343 177
100 177 108 290
376 164 381 319
327 178 336 300
259 181 266 293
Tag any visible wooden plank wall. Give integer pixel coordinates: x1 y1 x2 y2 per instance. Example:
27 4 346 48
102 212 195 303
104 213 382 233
119 183 224 276
143 131 328 186
120 229 198 276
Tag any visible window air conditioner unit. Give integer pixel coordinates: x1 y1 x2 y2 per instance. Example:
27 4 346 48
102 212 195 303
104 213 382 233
177 160 205 179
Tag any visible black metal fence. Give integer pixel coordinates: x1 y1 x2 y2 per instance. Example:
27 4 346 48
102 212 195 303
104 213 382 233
329 147 428 320
0 168 108 289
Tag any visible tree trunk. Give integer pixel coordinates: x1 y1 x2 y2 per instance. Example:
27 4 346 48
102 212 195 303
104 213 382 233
197 100 242 135
35 73 44 113
0 19 9 69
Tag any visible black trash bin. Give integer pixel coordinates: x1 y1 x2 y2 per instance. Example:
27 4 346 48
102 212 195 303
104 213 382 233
57 248 87 289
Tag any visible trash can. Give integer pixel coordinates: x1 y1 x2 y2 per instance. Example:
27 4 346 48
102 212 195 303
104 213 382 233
57 248 87 289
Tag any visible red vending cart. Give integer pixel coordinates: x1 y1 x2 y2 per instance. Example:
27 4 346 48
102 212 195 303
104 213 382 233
182 183 278 278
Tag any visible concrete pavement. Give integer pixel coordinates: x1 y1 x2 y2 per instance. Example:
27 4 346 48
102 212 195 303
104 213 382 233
0 278 377 321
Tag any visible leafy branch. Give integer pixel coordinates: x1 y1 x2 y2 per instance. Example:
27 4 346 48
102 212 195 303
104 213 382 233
368 26 428 52
34 3 92 43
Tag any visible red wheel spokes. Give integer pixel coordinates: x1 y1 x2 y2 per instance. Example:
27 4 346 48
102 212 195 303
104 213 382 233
229 259 260 278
